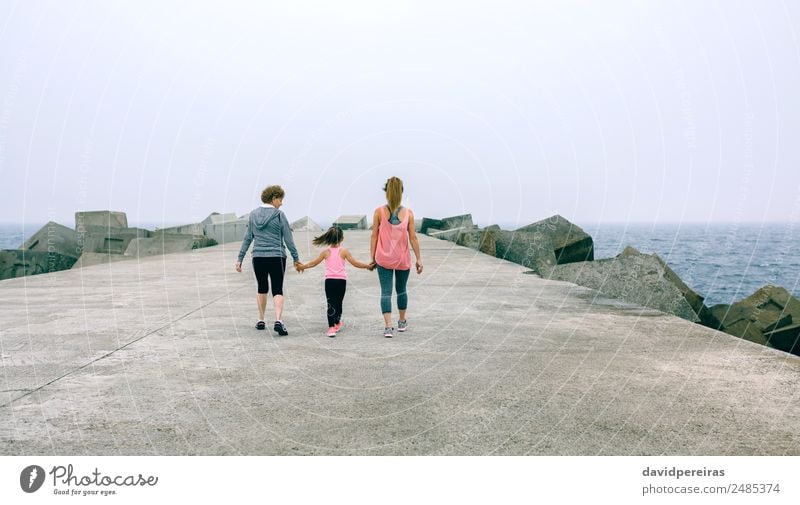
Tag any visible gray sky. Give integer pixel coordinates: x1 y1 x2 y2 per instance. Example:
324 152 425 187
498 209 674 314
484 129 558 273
1 0 799 227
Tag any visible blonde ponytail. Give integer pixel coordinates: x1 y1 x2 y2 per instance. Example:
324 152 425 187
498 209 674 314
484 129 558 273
383 176 404 214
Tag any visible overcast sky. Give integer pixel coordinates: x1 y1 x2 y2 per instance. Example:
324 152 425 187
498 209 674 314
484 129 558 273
1 0 799 228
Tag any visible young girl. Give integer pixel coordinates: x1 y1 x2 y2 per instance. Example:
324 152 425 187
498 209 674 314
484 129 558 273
299 226 374 337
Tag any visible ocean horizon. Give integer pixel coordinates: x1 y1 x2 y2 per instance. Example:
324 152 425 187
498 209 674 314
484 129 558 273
2 221 797 307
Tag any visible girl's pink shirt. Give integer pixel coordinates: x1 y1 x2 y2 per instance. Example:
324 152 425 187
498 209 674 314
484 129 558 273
324 246 347 280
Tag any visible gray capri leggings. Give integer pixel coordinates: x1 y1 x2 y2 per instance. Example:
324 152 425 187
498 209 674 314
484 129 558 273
377 265 410 314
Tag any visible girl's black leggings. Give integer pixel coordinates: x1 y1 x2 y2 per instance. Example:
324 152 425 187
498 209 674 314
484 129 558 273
325 278 347 327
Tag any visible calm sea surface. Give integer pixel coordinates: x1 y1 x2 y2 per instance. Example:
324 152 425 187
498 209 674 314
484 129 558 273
2 222 797 306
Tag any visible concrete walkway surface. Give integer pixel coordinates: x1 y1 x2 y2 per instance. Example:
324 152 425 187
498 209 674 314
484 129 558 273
1 231 798 455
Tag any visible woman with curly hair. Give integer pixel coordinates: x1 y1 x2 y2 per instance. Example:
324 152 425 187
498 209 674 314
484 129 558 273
235 185 302 335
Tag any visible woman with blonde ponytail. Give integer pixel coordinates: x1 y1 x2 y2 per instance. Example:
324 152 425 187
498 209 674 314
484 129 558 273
370 176 423 338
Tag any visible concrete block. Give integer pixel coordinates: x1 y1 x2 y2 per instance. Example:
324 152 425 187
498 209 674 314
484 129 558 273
75 210 128 230
291 216 323 232
721 319 769 346
20 221 81 259
440 213 475 230
516 214 594 264
421 215 475 235
455 228 498 256
428 227 468 242
420 217 445 234
549 251 700 322
77 226 152 255
333 215 367 230
155 223 205 236
702 304 730 329
709 285 800 355
494 230 557 276
0 249 77 280
124 234 217 257
202 212 238 226
619 246 707 317
764 323 800 354
204 220 248 244
71 252 133 269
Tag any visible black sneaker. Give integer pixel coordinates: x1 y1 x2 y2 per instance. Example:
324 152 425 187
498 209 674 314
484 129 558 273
274 321 289 336
255 321 266 330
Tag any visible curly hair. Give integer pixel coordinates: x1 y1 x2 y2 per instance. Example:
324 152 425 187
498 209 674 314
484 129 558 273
261 185 285 204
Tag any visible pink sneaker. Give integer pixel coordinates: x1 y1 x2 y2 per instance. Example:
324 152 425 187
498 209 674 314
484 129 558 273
334 321 343 332
326 327 337 338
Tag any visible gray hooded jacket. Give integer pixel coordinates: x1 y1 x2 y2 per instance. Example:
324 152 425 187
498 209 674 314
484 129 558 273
237 205 299 263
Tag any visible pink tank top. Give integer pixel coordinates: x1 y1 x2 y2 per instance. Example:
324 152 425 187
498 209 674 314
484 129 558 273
375 205 411 270
324 246 347 280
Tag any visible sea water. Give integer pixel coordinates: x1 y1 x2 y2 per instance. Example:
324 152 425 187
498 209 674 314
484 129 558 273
2 222 798 306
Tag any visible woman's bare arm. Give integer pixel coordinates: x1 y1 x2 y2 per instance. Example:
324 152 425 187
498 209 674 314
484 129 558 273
370 208 381 263
407 210 423 274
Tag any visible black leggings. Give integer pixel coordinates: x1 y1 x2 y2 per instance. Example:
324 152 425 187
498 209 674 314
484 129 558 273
325 278 346 327
252 257 286 295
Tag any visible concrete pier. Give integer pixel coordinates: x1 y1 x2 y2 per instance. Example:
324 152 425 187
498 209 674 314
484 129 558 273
1 231 798 455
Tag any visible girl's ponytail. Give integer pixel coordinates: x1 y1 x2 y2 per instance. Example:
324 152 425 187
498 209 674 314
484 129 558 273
312 226 344 246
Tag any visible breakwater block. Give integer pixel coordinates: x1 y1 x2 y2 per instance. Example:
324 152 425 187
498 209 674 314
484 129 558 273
764 323 800 355
440 213 475 230
455 228 498 256
124 235 217 257
75 210 128 230
77 226 152 255
494 230 557 276
202 212 238 226
515 214 594 264
155 223 205 236
71 252 133 269
618 246 706 316
420 214 475 235
707 285 800 354
203 219 247 244
420 217 444 234
0 249 78 280
20 221 81 259
427 227 469 242
549 246 701 322
291 216 322 232
333 215 367 230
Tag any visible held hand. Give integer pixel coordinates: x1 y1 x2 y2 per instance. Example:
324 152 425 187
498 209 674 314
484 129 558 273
234 261 242 273
368 261 377 271
294 261 303 273
415 261 423 274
